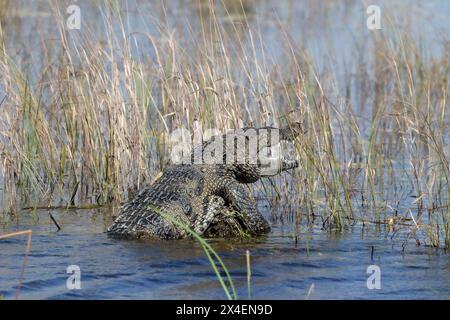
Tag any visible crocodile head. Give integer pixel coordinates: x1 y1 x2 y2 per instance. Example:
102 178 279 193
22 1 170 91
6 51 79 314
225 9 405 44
259 122 304 176
178 122 305 181
227 122 304 181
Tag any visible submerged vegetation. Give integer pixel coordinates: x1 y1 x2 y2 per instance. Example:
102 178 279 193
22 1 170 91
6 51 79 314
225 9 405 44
0 0 448 249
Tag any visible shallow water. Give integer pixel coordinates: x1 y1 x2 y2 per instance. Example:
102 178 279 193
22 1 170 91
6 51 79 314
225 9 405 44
1 208 449 300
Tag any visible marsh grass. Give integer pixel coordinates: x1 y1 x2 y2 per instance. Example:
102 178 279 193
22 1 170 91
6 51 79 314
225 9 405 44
246 249 251 300
152 205 238 300
0 1 448 249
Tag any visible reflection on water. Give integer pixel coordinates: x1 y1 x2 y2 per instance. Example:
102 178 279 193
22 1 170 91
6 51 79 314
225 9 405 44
1 0 448 80
1 208 449 300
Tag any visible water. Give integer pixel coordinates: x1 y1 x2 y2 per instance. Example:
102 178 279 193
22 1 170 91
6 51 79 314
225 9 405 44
1 208 449 300
1 0 449 91
1 0 449 300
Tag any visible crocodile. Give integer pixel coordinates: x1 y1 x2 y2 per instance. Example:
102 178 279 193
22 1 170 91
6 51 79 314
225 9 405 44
107 123 303 240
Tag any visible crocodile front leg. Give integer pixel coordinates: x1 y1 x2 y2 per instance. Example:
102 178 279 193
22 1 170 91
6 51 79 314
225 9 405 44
203 205 253 238
193 195 225 236
221 179 270 234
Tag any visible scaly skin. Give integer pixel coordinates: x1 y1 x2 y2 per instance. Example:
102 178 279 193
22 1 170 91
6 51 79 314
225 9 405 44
107 123 303 240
